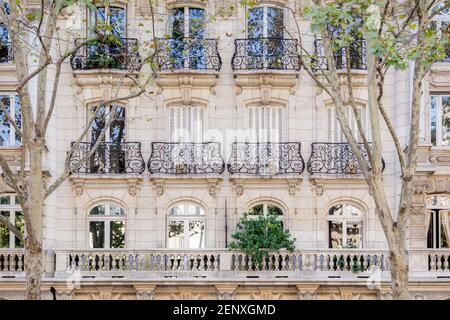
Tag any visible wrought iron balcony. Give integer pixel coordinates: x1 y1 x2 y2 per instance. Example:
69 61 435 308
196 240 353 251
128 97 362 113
307 142 385 175
70 38 141 71
148 142 225 175
154 38 222 72
231 38 300 71
227 142 305 175
0 41 13 63
313 38 367 71
69 142 145 174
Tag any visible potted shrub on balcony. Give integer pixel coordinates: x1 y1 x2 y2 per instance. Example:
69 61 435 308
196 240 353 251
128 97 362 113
229 213 295 271
85 33 124 69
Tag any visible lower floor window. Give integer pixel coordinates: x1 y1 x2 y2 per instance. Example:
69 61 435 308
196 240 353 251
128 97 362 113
167 202 205 249
328 203 363 249
88 203 125 248
427 209 450 249
0 194 24 248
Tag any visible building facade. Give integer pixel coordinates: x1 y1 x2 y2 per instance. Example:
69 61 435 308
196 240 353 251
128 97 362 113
0 0 449 300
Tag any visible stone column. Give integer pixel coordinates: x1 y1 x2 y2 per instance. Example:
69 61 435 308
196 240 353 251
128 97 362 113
215 284 238 300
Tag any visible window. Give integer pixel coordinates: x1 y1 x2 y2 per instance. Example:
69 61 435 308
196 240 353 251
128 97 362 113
88 203 125 248
248 106 284 143
426 195 450 249
328 203 363 249
88 105 126 173
167 202 205 249
326 105 370 143
169 7 205 69
0 23 10 63
168 105 204 143
0 94 21 147
430 95 450 146
247 202 284 227
431 3 449 62
0 194 24 248
89 5 126 37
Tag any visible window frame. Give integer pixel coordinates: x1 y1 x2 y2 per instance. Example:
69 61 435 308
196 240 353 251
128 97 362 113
167 105 206 143
430 94 450 147
0 93 21 148
246 201 284 227
326 104 370 143
167 202 206 249
246 105 285 143
0 194 24 249
88 104 126 143
87 4 128 38
245 5 285 39
327 202 364 249
87 203 126 249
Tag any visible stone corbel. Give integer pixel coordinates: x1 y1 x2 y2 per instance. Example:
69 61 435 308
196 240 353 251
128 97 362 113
231 178 245 197
134 284 157 300
260 85 272 106
127 179 141 197
207 178 221 198
153 179 165 197
215 284 238 300
286 178 301 196
310 179 324 197
296 284 319 300
180 85 193 105
71 180 84 197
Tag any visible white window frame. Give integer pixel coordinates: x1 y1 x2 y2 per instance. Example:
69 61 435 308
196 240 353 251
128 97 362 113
327 203 364 249
167 202 206 249
326 105 370 143
87 203 126 249
0 93 21 147
88 4 127 37
246 202 284 225
246 5 285 38
0 194 23 249
168 105 205 143
247 105 285 143
88 104 127 143
430 95 450 147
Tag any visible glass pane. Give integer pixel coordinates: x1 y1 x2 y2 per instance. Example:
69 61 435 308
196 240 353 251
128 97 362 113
109 7 126 37
267 205 283 216
14 95 21 146
0 95 11 146
110 221 125 248
346 204 362 217
0 195 10 205
346 221 362 248
329 221 343 248
171 8 185 39
0 210 10 248
431 96 437 146
109 204 125 216
188 220 205 249
189 8 205 39
89 221 105 248
248 7 264 38
14 211 24 248
267 7 284 38
168 220 184 248
14 195 19 205
169 203 205 216
110 106 126 143
90 105 106 143
441 96 450 146
0 23 9 62
248 204 264 215
90 204 106 215
329 204 343 216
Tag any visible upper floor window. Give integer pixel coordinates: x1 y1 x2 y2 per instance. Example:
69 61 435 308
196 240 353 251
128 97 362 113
170 7 205 39
89 5 126 37
430 95 450 146
90 105 126 144
248 105 284 143
0 194 24 249
168 105 204 143
0 22 11 63
167 202 205 249
0 94 21 147
326 105 370 143
328 203 363 249
88 203 125 248
247 6 284 38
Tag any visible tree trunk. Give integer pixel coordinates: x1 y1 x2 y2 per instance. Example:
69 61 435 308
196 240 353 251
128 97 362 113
389 249 410 300
25 240 43 300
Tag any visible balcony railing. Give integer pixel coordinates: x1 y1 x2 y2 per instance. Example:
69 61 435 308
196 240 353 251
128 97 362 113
231 38 300 71
148 142 225 175
307 142 385 175
313 38 367 71
0 249 25 275
69 142 145 174
428 250 450 271
154 38 222 72
228 142 305 175
0 41 13 63
70 38 141 71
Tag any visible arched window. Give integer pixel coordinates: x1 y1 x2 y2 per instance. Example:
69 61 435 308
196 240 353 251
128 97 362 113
88 203 125 249
167 202 205 249
0 194 24 248
247 201 284 227
328 203 363 249
426 194 450 248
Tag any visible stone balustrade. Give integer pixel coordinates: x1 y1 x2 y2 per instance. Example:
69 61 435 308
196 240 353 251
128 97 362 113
0 249 25 277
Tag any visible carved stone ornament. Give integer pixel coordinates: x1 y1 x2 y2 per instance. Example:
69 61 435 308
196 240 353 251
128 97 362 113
232 179 245 197
153 179 165 197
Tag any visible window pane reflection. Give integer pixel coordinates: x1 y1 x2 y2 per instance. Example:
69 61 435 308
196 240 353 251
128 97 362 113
89 221 105 248
168 221 184 248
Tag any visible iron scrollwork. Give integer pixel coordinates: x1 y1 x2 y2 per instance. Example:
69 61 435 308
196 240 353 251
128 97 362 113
227 142 305 175
307 142 385 175
231 38 301 71
148 142 225 175
69 142 145 174
313 38 367 71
